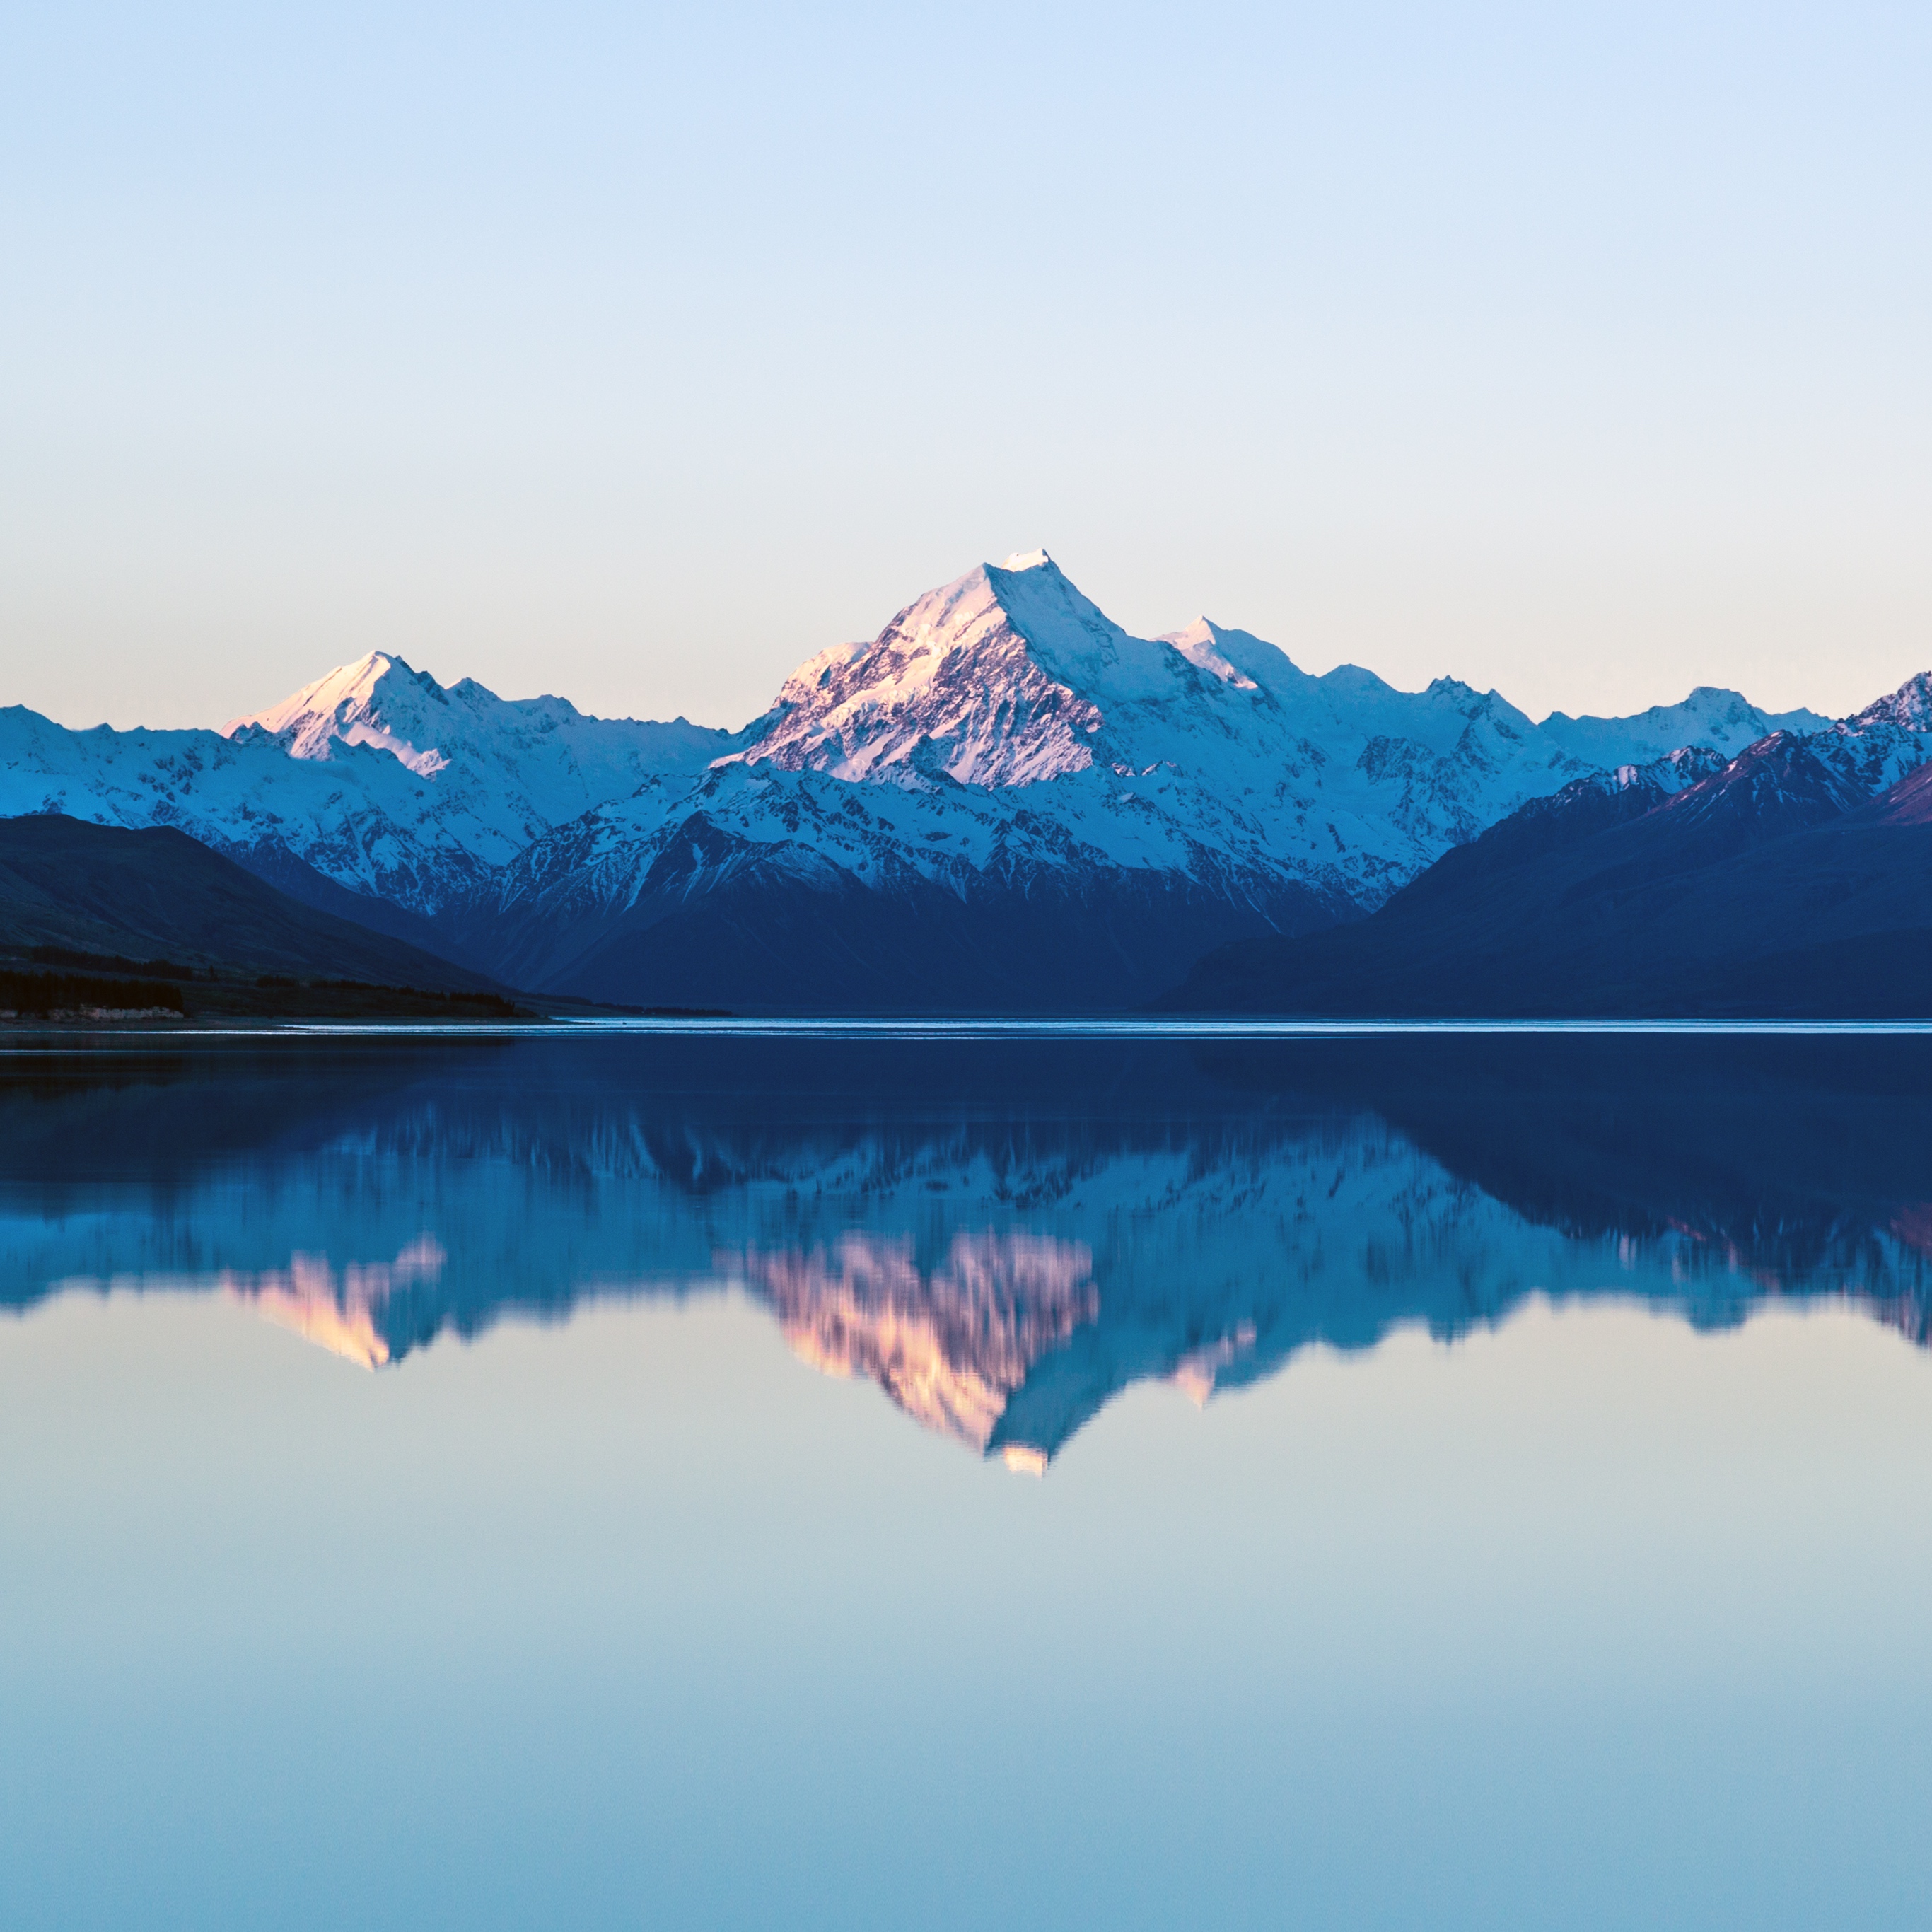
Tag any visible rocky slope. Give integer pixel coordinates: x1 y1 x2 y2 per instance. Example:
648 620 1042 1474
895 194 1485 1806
1165 730 1932 1016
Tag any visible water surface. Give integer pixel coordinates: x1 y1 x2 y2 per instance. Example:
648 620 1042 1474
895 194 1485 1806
4 1031 1931 1928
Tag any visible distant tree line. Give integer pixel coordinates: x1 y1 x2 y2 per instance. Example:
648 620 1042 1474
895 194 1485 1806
1 969 187 1014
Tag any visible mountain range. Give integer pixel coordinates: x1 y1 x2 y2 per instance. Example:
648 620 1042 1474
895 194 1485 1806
1166 714 1932 1016
2 549 1920 1011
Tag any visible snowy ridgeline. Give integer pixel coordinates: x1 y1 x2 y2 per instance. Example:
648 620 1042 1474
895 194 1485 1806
0 551 1925 999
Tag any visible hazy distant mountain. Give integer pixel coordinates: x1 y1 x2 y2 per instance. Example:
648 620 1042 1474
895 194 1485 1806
1538 687 1828 767
3 550 1924 1009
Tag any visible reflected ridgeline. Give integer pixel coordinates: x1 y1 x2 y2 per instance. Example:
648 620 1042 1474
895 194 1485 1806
5 1033 1932 1466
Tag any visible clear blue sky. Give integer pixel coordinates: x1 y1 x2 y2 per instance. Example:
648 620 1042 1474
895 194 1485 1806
4 1 1929 731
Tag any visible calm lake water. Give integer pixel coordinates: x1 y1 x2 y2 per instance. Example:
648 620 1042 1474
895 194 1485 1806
4 1028 1932 1930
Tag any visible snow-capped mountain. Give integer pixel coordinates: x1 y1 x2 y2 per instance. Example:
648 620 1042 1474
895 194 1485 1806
0 702 503 912
0 653 742 921
724 552 1602 883
445 550 1658 1002
223 648 736 805
1803 673 1932 796
1540 687 1827 767
450 755 1358 1008
724 554 1110 785
1167 712 1932 1017
5 548 1929 1008
444 553 1932 1006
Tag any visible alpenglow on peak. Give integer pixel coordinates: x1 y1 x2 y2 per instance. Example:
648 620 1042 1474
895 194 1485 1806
222 651 453 776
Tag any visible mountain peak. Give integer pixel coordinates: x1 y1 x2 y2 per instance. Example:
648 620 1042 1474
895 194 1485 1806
1852 669 1932 733
727 557 1127 785
1658 728 1867 837
1160 618 1259 691
1537 685 1827 767
222 651 454 776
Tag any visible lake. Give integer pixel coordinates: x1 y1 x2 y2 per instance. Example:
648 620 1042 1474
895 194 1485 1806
4 1026 1931 1930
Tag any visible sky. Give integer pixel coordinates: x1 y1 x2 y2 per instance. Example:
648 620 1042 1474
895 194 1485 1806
3 1 1930 733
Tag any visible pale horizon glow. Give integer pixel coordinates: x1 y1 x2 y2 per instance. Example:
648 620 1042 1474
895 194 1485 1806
4 4 1930 734
14 564 1922 739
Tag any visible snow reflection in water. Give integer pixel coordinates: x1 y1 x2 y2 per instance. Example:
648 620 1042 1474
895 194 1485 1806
6 1030 1932 1466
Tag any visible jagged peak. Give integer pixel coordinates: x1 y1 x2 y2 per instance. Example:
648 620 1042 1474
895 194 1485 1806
448 674 512 704
221 649 453 776
1849 668 1932 731
1160 617 1259 691
1161 616 1216 648
726 552 1175 786
1663 728 1866 821
1423 677 1540 736
1609 744 1726 793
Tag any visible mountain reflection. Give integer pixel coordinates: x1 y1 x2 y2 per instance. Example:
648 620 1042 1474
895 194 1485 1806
742 1232 1099 1457
227 1235 450 1369
5 1032 1932 1465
